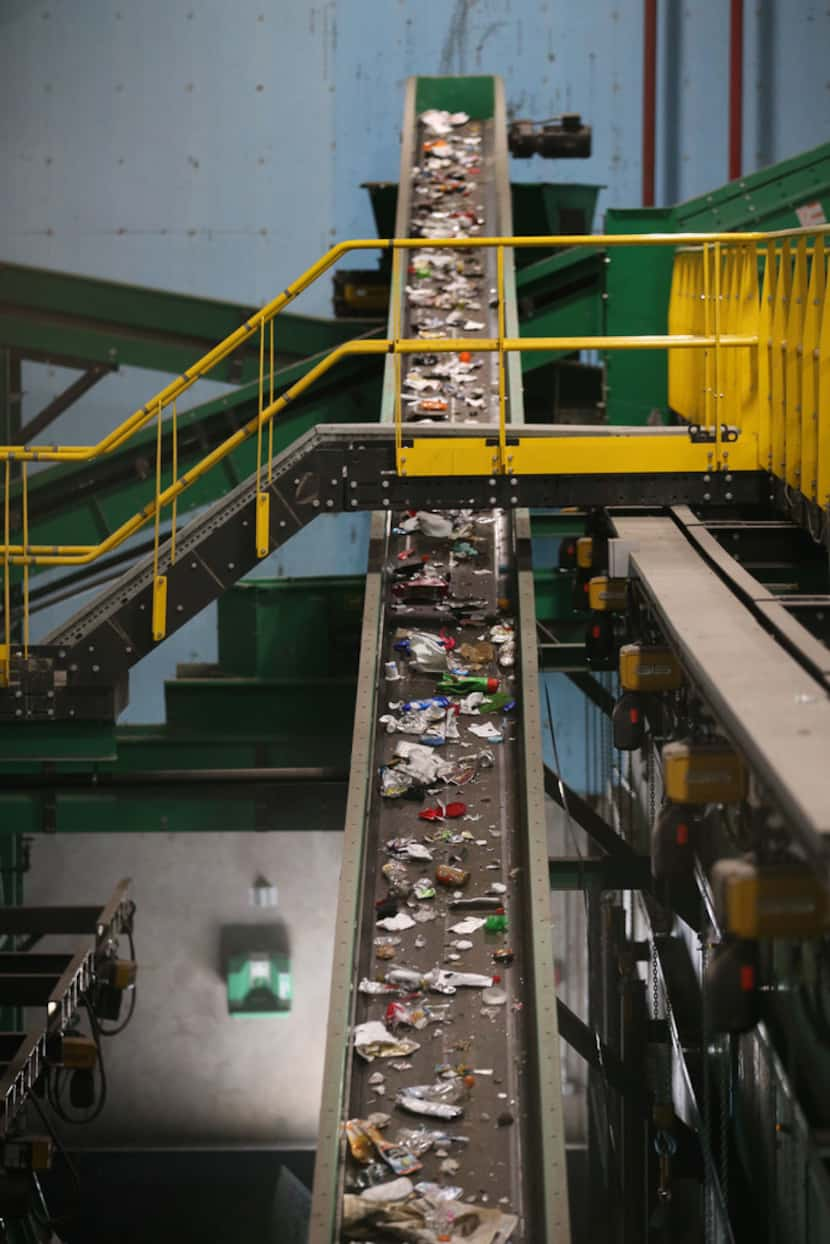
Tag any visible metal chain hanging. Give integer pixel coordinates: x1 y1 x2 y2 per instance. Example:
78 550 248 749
647 738 656 833
701 904 714 1244
719 1034 730 1232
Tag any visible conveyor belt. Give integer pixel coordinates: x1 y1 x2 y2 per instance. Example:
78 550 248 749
310 76 569 1244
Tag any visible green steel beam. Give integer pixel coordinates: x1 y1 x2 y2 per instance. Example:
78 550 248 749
517 246 603 372
0 348 22 442
0 538 580 783
675 139 830 232
548 854 651 891
0 260 381 381
604 206 675 425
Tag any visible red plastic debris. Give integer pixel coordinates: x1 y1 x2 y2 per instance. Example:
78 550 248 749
444 802 467 819
418 801 467 822
418 807 444 822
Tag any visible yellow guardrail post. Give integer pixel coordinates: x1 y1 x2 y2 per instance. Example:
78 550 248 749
801 234 824 503
268 318 275 484
702 243 712 429
785 236 808 490
255 320 270 559
770 239 791 481
21 461 29 659
393 245 403 470
151 399 167 642
497 244 507 473
817 240 830 510
737 243 759 446
1 459 9 686
714 240 723 466
675 250 694 422
757 240 775 469
170 399 178 565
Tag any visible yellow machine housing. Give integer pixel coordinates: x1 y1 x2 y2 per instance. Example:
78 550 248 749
340 280 389 313
576 536 594 569
619 644 684 692
59 1036 98 1070
712 857 830 938
662 741 747 804
2 1137 53 1172
588 576 627 612
106 958 138 990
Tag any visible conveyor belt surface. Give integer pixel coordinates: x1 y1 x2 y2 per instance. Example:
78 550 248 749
311 77 570 1244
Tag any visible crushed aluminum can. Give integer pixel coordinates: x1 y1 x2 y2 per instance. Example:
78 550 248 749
436 863 470 888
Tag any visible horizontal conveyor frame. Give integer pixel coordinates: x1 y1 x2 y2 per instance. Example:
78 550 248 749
613 515 830 865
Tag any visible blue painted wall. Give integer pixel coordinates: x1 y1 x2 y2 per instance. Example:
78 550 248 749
2 0 829 720
4 1 828 309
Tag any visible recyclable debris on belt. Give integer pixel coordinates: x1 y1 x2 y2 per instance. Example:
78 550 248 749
340 106 523 1243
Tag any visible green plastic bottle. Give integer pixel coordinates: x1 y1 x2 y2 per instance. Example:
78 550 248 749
436 674 499 695
485 914 509 934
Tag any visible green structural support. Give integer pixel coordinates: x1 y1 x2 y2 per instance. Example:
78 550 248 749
0 518 588 832
0 261 380 380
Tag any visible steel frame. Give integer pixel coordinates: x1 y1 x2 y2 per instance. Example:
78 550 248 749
613 513 830 865
0 879 132 1136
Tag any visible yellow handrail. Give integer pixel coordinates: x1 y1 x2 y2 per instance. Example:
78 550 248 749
0 233 780 465
1 227 828 650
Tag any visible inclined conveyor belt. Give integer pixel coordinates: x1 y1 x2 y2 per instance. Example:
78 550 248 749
310 77 570 1244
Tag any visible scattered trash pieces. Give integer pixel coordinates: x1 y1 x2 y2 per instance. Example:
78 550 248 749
424 969 494 994
435 863 470 888
468 721 504 742
341 105 528 1235
354 1021 421 1062
396 1077 467 1120
419 108 470 135
394 630 454 673
354 1175 416 1203
386 837 433 862
456 640 493 667
381 860 411 897
449 895 504 912
481 986 508 1007
418 800 467 821
449 916 487 935
376 912 416 932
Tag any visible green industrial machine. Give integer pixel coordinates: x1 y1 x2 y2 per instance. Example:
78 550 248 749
227 950 292 1018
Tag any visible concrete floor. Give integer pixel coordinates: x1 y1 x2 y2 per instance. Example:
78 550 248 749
22 802 584 1153
24 831 342 1146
